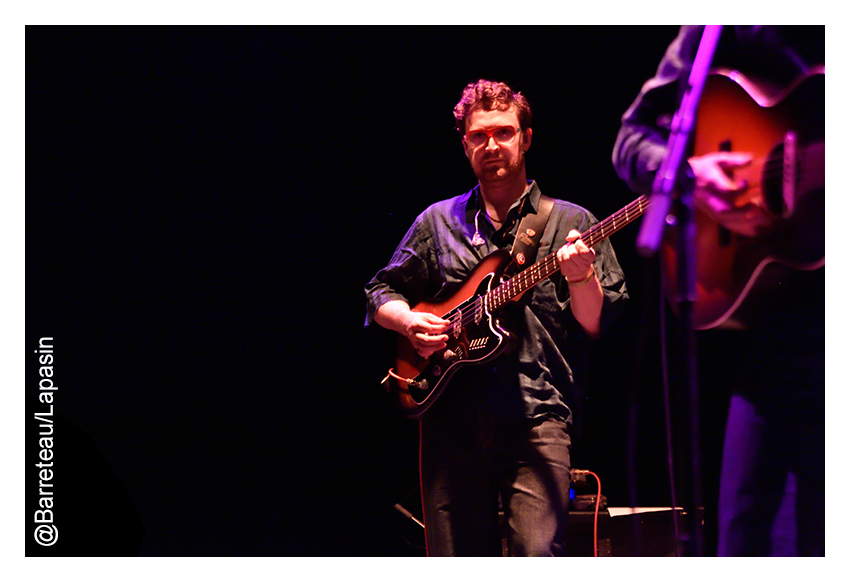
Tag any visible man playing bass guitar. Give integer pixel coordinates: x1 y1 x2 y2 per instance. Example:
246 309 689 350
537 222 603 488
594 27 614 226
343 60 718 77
364 79 628 556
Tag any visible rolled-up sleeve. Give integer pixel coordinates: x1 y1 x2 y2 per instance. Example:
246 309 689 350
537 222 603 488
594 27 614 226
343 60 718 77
364 214 435 326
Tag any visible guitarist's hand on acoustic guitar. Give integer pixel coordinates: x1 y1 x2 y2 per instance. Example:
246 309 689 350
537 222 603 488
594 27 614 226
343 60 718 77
689 151 771 238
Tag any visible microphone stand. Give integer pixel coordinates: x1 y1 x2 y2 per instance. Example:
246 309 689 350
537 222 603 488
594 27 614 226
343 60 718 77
634 25 723 557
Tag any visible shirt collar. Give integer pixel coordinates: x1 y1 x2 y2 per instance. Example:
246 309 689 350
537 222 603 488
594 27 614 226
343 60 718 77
467 180 540 215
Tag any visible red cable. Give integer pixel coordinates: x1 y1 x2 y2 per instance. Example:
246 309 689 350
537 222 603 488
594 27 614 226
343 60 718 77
574 470 602 557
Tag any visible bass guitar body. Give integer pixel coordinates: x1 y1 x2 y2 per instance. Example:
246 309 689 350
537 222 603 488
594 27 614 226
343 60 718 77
391 250 515 420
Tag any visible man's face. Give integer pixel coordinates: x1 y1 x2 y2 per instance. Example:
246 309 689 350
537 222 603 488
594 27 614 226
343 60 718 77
463 106 531 186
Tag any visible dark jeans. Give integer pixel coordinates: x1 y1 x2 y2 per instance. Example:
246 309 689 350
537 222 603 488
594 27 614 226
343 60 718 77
698 280 825 557
717 392 825 556
419 410 572 556
704 298 826 556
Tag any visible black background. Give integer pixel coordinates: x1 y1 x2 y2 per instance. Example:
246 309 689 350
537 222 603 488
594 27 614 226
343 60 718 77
25 25 726 556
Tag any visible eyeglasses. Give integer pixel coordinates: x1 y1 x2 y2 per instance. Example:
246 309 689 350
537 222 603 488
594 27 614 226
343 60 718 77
464 126 522 148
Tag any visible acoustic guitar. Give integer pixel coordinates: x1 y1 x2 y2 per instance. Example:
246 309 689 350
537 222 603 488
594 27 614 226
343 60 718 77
661 66 825 329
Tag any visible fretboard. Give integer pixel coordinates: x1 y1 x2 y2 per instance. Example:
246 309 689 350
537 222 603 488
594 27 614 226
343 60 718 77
486 196 649 312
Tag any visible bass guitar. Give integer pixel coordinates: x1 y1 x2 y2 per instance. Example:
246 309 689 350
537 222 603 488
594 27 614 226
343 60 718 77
661 66 825 329
384 196 648 419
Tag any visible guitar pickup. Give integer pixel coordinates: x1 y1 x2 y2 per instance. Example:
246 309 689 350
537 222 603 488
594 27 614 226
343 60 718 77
474 296 484 325
451 316 462 338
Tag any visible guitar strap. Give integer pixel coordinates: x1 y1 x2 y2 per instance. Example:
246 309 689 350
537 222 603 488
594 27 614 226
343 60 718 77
503 194 554 279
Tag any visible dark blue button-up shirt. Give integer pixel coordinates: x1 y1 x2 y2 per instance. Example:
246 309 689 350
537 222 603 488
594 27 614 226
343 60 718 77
364 181 628 424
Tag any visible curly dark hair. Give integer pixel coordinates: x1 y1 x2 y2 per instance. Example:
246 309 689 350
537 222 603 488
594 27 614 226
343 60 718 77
452 79 532 133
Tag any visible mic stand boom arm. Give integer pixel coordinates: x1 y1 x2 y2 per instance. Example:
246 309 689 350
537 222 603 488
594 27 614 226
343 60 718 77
636 25 722 261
